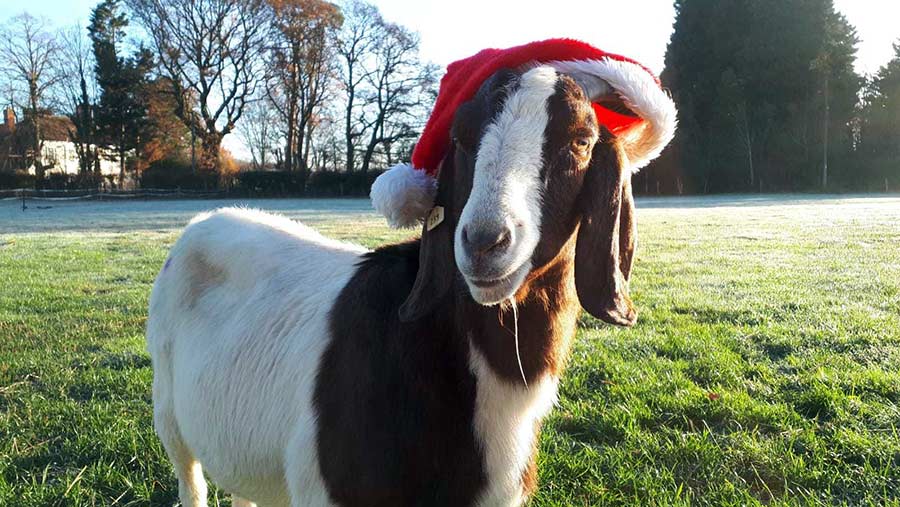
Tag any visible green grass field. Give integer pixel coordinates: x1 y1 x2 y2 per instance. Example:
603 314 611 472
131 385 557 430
1 195 899 506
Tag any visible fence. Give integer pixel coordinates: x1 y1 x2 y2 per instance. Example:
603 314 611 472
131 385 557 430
0 187 230 208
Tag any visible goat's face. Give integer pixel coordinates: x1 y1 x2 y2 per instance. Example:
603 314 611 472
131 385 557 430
453 66 599 305
401 66 638 327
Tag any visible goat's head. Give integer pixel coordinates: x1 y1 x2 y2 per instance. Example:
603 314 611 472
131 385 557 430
400 66 639 327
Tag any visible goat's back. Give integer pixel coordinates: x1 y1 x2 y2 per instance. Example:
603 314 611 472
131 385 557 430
146 207 365 504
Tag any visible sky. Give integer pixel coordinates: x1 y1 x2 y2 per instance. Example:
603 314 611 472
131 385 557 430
2 0 898 158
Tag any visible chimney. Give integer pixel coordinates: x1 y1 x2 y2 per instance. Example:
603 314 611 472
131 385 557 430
3 107 14 132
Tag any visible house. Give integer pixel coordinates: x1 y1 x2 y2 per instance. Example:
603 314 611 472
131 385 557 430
0 106 123 180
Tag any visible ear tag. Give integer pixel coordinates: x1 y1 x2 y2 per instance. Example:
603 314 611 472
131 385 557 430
426 206 445 231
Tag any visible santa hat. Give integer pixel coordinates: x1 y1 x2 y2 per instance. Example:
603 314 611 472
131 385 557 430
370 38 677 228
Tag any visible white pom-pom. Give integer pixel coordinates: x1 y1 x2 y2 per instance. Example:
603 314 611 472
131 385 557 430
370 163 438 229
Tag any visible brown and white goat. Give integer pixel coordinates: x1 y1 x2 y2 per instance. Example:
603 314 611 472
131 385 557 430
147 64 669 507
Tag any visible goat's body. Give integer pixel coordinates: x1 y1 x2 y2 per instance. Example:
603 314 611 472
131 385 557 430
147 55 671 505
148 208 364 506
148 208 561 506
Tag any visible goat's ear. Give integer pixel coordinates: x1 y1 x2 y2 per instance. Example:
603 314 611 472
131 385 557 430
398 147 457 322
574 138 637 327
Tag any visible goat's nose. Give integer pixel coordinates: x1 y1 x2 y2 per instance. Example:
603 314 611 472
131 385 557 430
461 225 512 256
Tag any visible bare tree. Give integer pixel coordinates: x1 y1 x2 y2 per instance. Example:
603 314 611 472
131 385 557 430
378 61 437 167
126 0 269 173
239 96 279 170
0 13 63 177
359 23 433 174
335 0 379 173
58 23 100 176
266 0 341 178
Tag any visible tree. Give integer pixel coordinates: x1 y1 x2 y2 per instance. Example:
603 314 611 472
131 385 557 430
858 42 900 191
266 0 342 180
59 24 100 177
660 0 861 193
127 0 269 174
358 22 434 174
90 0 152 185
239 95 279 170
141 77 192 170
810 5 860 189
335 0 380 173
0 13 62 177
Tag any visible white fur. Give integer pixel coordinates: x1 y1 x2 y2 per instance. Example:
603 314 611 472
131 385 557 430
455 66 558 305
370 162 438 228
469 343 559 507
549 58 678 172
147 208 365 506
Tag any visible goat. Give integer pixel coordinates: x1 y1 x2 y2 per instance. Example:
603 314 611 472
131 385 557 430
147 63 674 506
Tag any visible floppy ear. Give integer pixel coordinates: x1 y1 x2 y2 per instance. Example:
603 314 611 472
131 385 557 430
398 146 457 322
574 138 637 327
618 173 636 281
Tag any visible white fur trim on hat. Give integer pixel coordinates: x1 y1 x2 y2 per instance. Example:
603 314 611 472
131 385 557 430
370 163 438 229
549 58 677 173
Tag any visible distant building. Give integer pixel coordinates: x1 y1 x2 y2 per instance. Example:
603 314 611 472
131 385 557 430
0 106 123 180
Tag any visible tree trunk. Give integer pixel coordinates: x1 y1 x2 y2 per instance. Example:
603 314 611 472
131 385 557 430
345 80 355 173
29 84 43 179
295 120 306 175
746 131 754 189
360 139 376 174
119 145 127 188
119 126 127 187
360 112 384 175
302 123 313 173
822 74 829 190
284 133 293 172
199 132 222 174
284 106 295 172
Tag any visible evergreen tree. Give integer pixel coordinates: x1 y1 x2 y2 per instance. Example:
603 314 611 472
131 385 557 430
89 0 151 186
658 0 861 193
858 42 900 192
69 73 100 177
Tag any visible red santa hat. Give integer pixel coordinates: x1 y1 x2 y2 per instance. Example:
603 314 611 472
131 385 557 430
371 38 677 228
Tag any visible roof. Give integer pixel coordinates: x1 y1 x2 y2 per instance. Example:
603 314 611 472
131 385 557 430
0 115 75 143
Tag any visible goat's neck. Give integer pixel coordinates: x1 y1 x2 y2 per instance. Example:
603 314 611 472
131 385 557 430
459 238 580 384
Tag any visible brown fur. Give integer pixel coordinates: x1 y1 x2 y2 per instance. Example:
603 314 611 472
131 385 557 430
315 68 638 505
184 252 226 308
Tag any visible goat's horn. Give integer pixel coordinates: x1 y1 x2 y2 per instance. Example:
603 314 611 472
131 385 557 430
549 59 678 172
565 70 615 103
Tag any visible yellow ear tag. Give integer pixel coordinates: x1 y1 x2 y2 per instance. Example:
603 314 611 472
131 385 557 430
426 206 445 231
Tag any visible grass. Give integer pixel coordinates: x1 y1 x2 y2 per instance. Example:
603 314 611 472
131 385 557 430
1 196 899 506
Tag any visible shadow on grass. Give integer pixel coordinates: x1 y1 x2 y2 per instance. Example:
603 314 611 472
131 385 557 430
99 352 151 371
671 302 806 328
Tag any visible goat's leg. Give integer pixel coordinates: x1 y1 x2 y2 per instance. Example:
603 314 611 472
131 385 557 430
173 458 207 507
156 412 208 507
163 433 207 506
153 379 208 507
156 425 207 506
